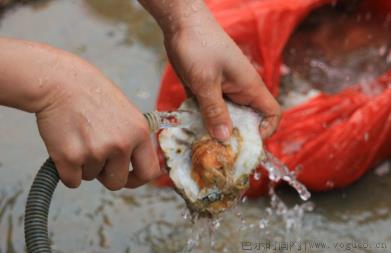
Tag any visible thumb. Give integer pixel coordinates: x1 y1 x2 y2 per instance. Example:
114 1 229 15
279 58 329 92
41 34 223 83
193 84 232 141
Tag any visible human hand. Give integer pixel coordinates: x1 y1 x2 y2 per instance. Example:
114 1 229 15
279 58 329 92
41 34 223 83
162 5 281 142
34 50 162 189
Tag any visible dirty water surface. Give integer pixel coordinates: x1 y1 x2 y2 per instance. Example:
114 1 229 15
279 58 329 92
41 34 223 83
0 1 390 253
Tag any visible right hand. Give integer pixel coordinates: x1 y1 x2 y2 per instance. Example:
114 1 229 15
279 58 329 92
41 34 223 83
138 0 281 142
163 10 281 141
35 50 162 190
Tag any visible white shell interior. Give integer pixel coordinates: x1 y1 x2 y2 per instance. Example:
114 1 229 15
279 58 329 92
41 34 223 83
159 98 264 203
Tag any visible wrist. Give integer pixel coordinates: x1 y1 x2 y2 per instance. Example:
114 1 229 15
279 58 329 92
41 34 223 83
0 38 92 114
139 0 213 36
0 39 57 113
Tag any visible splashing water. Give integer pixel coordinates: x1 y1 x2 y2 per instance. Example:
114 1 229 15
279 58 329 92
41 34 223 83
261 151 311 201
268 187 315 231
177 189 314 253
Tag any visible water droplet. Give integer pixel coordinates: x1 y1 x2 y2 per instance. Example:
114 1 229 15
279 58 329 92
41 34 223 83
191 2 200 12
260 151 311 201
378 46 387 56
258 218 268 229
194 27 205 35
181 209 191 221
211 218 221 230
201 41 207 47
364 132 369 141
293 165 303 176
374 161 390 176
38 78 44 88
365 12 372 21
326 180 335 188
95 87 102 94
135 88 151 99
253 171 261 181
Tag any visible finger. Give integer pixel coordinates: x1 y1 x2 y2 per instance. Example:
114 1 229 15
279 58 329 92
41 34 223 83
183 85 193 97
192 83 232 141
224 61 281 139
54 159 83 188
98 154 130 191
126 139 162 188
82 157 105 181
259 108 281 139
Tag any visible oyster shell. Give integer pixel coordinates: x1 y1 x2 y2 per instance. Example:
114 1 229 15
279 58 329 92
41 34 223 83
159 98 265 216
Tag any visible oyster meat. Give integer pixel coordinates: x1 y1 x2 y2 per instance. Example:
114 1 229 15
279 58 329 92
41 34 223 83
159 98 265 216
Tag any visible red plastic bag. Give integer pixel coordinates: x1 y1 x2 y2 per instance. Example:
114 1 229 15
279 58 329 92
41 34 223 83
154 0 391 195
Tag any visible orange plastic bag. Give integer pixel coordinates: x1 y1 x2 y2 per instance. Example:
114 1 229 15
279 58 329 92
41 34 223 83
154 0 391 196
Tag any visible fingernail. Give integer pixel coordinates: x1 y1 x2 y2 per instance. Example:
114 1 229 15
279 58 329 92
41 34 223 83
259 121 272 139
212 124 230 141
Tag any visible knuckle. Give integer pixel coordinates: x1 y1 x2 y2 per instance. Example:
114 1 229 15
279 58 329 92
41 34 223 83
103 179 126 191
237 68 261 89
126 183 138 189
137 173 153 182
203 103 224 119
189 82 205 96
104 183 122 191
133 123 151 144
272 103 282 121
82 174 95 182
138 166 161 182
49 152 62 165
82 166 102 181
188 68 217 91
88 146 106 162
59 171 81 189
61 149 85 166
106 134 132 155
137 123 150 140
64 178 81 189
113 139 132 154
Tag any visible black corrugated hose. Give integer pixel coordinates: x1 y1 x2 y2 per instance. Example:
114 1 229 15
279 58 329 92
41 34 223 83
24 158 59 253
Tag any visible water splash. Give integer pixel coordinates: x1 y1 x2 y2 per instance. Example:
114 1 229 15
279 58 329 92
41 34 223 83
260 151 311 201
253 171 261 181
179 188 315 253
268 187 315 232
374 161 390 176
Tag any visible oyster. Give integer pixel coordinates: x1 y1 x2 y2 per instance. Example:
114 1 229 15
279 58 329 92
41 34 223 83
159 98 265 216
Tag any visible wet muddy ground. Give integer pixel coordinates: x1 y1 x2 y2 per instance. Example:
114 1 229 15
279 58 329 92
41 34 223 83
0 1 390 252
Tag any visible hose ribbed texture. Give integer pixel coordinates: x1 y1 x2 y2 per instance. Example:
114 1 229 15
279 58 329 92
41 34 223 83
25 158 59 253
